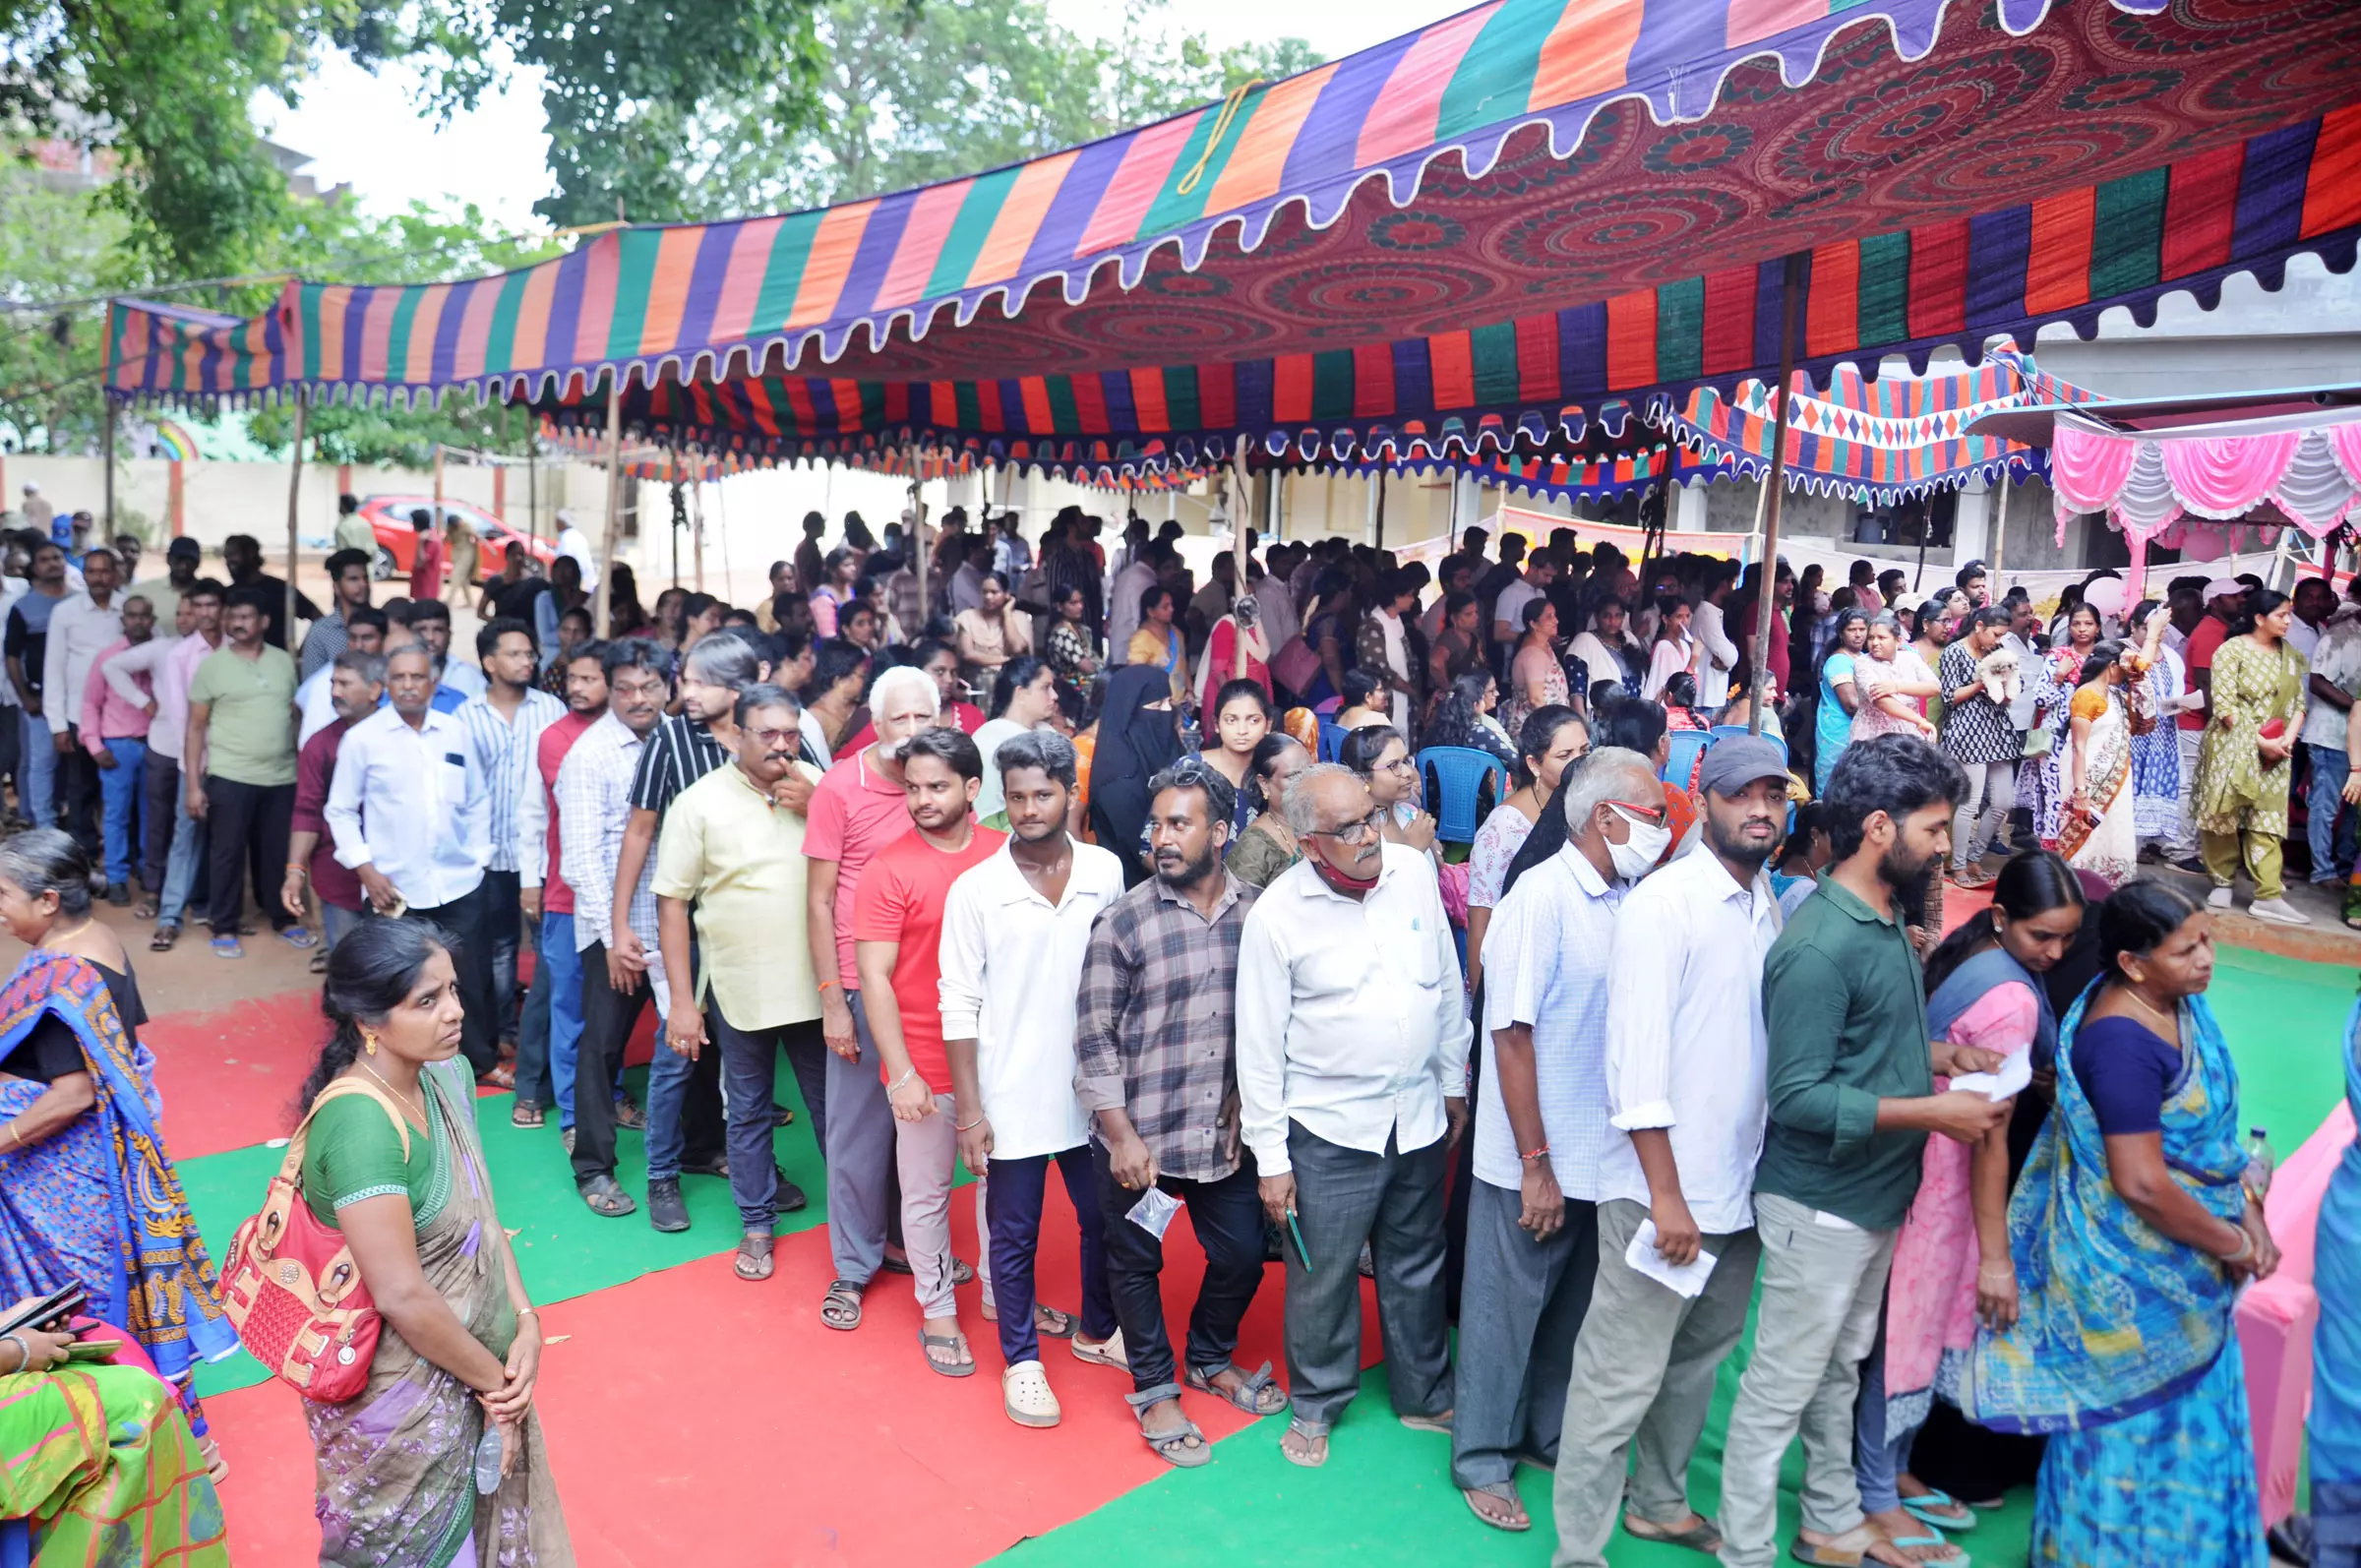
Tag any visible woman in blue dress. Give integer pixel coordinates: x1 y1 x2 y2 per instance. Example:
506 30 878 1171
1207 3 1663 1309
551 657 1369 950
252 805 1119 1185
1961 877 2275 1567
2311 992 2361 1566
1811 608 1869 795
2125 599 2185 846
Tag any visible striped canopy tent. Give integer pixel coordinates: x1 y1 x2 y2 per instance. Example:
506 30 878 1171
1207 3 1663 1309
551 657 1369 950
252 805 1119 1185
104 0 2359 474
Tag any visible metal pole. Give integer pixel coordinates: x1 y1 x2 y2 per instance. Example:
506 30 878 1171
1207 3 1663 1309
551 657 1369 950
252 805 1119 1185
1990 468 2012 582
432 442 445 602
909 465 930 621
1744 254 1804 737
101 395 116 538
690 468 706 592
596 370 622 638
284 391 308 644
670 477 684 589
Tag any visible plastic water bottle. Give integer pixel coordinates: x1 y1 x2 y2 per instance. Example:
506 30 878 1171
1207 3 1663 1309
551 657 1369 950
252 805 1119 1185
473 1427 505 1494
2244 1127 2276 1201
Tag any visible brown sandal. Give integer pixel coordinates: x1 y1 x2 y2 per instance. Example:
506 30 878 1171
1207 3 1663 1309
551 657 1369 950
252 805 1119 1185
735 1233 775 1282
150 924 180 951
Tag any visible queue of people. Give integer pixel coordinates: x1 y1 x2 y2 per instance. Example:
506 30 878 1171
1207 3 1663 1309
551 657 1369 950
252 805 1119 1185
0 500 2345 1568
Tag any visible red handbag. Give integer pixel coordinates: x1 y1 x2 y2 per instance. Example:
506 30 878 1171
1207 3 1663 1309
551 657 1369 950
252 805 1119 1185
217 1077 413 1403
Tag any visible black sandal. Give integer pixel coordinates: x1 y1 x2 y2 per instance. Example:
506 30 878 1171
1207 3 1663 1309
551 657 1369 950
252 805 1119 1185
512 1101 546 1129
1186 1359 1290 1416
819 1278 864 1331
578 1176 636 1217
1125 1384 1211 1468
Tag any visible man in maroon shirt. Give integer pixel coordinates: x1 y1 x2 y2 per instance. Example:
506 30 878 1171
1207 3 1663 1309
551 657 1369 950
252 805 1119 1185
515 641 629 1140
1736 557 1795 703
281 648 383 956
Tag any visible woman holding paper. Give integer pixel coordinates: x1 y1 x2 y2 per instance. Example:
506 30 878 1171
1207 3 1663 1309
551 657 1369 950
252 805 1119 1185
1851 852 2088 1563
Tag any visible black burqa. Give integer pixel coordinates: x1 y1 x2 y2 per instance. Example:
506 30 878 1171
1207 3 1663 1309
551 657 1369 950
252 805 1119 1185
1088 665 1187 886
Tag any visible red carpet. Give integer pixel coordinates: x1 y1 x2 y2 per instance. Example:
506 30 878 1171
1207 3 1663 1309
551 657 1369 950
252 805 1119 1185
205 1173 1376 1567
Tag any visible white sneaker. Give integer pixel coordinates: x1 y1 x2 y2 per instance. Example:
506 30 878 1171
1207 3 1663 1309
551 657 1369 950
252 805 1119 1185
2248 896 2312 926
2207 885 2235 910
1003 1358 1061 1428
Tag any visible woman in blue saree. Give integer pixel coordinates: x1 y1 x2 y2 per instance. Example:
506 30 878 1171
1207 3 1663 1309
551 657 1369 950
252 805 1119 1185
0 829 235 1479
1960 877 2276 1567
2311 994 2361 1567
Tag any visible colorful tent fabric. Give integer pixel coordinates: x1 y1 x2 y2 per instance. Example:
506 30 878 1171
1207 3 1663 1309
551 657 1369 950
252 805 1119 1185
1659 344 2079 503
2049 406 2361 547
107 0 2361 470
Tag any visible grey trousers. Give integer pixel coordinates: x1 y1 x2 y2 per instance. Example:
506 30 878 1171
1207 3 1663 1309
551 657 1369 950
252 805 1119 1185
825 991 900 1287
1450 1178 1598 1490
1548 1197 1762 1568
1716 1192 1898 1568
1283 1121 1453 1436
891 1091 990 1318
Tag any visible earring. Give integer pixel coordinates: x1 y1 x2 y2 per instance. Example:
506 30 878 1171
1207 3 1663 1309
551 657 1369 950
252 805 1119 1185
361 1030 380 1056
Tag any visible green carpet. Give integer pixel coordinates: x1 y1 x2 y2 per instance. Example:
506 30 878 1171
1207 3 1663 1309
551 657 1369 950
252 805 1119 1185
182 1059 829 1400
2208 944 2356 1154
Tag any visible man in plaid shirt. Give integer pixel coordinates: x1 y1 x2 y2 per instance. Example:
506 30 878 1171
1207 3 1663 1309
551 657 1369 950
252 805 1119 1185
1073 756 1288 1468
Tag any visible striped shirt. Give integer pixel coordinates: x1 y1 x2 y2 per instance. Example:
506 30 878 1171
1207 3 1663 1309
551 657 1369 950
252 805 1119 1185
629 712 728 820
555 710 658 954
1072 871 1258 1181
457 686 566 873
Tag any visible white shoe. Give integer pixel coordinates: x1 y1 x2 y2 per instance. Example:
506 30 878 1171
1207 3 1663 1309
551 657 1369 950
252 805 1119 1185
2248 896 2312 926
2208 885 2235 910
1072 1326 1127 1371
1003 1359 1061 1427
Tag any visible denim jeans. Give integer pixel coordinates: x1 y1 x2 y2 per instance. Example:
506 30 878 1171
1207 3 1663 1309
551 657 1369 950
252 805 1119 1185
93 736 147 885
514 913 554 1111
481 869 522 1045
321 901 366 950
157 783 207 927
2309 744 2357 883
709 1010 826 1231
642 1018 719 1183
18 707 53 826
536 911 599 1128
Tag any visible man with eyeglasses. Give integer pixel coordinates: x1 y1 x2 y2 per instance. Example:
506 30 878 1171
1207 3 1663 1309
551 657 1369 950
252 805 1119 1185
1452 746 1666 1533
1236 759 1470 1471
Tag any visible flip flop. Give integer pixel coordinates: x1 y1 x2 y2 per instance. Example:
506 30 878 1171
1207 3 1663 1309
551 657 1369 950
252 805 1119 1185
1880 1536 1968 1568
1625 1512 1725 1552
511 1102 546 1129
209 935 243 960
150 924 179 951
1901 1492 1976 1532
133 898 157 920
277 925 317 949
1463 1482 1531 1533
1280 1421 1328 1469
919 1323 977 1378
983 1300 1076 1338
734 1233 775 1282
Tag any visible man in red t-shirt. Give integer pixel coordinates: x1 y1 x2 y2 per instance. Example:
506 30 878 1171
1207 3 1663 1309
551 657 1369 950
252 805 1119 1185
853 727 1004 1374
514 643 625 1137
2169 577 2249 867
281 648 381 953
829 639 986 760
1734 558 1794 701
806 664 967 1329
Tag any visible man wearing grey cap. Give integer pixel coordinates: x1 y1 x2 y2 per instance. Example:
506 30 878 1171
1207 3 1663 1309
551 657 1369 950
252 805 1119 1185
1547 735 1788 1563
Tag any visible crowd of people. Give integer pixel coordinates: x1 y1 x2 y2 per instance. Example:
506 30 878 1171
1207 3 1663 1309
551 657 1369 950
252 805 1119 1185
0 492 2353 1568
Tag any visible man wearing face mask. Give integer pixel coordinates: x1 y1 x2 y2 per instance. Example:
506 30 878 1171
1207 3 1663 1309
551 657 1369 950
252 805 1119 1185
1719 735 2016 1568
1550 737 1786 1562
1236 761 1471 1471
1451 747 1665 1532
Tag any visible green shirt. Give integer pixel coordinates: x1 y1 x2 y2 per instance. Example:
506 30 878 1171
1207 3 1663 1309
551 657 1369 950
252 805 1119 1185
188 643 298 785
124 575 183 628
298 1062 459 1228
1754 873 1933 1231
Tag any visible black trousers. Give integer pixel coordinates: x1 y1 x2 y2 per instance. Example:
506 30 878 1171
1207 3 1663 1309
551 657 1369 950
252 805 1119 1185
203 776 294 933
141 753 179 890
405 879 501 1077
1091 1139 1268 1396
56 726 99 859
570 940 724 1187
478 869 522 1046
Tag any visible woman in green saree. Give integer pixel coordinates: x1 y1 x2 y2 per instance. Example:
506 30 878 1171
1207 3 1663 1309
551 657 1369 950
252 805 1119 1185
300 918 572 1568
0 1303 227 1566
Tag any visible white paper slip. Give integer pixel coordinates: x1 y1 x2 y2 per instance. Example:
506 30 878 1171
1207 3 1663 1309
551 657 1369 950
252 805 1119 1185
1626 1219 1719 1299
1949 1049 2033 1103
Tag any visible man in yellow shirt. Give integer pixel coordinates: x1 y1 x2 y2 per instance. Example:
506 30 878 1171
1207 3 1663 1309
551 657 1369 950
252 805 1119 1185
653 681 825 1283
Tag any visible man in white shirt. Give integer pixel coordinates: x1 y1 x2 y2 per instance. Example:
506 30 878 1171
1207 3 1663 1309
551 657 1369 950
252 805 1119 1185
556 510 598 590
1452 746 1665 1532
1550 738 1787 1563
1490 548 1558 663
940 731 1126 1426
297 608 388 747
2289 575 2336 660
1106 545 1161 667
1237 761 1470 1470
43 543 123 858
1692 562 1742 709
407 599 485 698
322 644 499 1075
107 580 222 942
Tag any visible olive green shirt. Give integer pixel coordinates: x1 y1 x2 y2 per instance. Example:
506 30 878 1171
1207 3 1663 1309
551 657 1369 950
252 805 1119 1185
1754 874 1933 1231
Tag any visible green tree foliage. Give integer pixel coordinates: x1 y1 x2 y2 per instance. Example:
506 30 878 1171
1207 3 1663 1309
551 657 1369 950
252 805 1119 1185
0 165 137 452
674 0 1321 215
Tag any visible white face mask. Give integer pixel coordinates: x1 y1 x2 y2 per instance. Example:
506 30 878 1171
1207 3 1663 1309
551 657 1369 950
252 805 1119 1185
1604 804 1671 880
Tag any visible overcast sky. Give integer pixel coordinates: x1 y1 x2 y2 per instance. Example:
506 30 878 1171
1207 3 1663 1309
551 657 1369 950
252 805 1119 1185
254 0 1457 229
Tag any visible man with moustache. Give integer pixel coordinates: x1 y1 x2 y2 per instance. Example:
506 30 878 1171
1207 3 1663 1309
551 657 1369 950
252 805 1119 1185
282 648 388 952
654 683 825 1285
110 578 223 945
1237 761 1470 1470
1548 737 1787 1562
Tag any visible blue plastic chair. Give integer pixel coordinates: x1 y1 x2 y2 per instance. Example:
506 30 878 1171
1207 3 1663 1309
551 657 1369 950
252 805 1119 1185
1317 718 1351 763
1663 728 1717 789
1710 723 1788 765
1417 746 1511 845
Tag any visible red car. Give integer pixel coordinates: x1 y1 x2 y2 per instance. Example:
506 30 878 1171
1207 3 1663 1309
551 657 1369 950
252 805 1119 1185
354 496 559 585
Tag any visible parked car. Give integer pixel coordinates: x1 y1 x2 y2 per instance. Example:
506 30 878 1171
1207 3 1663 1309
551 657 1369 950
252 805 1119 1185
354 496 558 586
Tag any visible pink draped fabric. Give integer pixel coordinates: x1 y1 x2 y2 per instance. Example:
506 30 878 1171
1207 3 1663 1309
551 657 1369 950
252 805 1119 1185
2333 422 2361 487
2049 423 2137 518
2160 431 2302 519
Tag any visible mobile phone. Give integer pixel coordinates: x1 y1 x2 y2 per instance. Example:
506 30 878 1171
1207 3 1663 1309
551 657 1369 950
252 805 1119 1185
0 1284 86 1339
63 1339 122 1362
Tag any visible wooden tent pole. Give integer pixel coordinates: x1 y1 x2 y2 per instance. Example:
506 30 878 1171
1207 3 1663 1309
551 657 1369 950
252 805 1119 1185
284 391 308 643
596 372 622 637
1744 254 1804 738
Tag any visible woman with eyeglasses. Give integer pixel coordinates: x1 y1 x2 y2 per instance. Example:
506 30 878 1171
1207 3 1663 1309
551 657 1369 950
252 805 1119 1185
1338 725 1436 858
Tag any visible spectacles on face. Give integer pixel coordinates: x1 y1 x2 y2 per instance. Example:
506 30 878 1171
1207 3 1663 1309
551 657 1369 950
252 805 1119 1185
1374 754 1416 775
745 725 801 750
1312 808 1384 845
1602 799 1667 828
